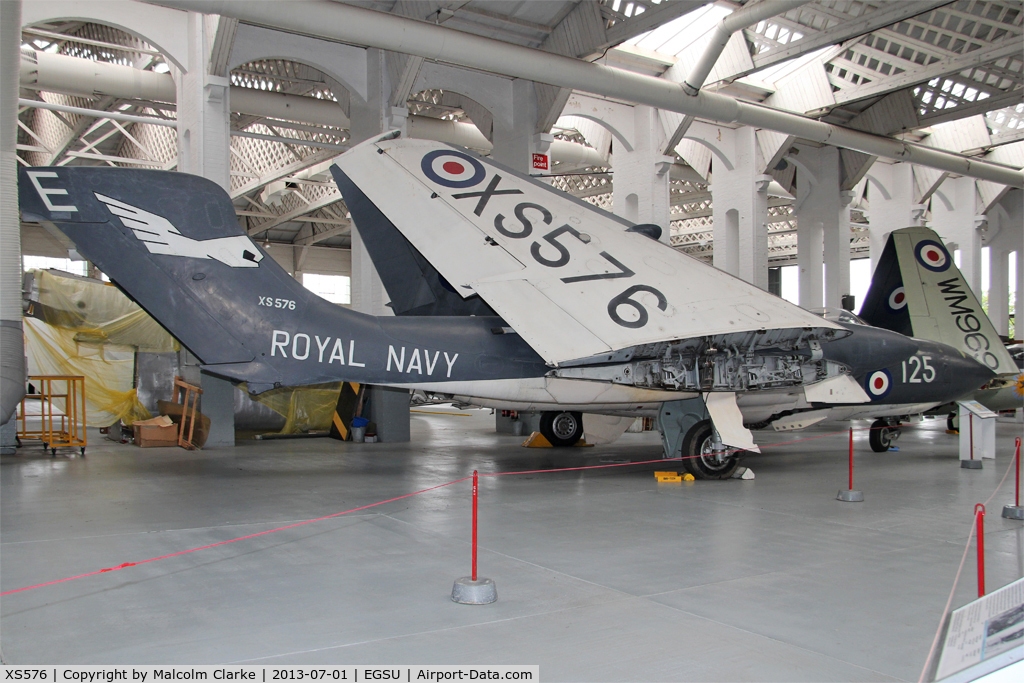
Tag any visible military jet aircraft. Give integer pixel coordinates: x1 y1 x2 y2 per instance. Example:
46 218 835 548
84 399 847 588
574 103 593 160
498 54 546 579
18 133 993 478
859 225 1022 429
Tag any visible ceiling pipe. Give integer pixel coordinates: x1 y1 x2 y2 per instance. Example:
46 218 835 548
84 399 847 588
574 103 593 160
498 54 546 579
19 49 619 172
143 0 1023 188
18 97 178 127
682 0 811 96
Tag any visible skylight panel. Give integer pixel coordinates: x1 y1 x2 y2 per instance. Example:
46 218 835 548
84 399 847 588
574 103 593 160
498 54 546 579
624 3 730 56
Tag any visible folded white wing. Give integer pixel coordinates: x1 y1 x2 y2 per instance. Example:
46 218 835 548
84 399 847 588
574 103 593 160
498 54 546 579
335 138 841 365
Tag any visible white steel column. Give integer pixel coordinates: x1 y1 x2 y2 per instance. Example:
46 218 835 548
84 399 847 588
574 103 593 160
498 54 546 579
931 175 983 296
988 247 1009 336
986 188 1023 338
612 106 672 240
866 162 924 269
711 126 770 289
1 0 25 426
175 12 230 188
490 78 538 175
175 12 235 446
349 48 391 317
1018 248 1023 340
793 146 845 309
833 191 855 309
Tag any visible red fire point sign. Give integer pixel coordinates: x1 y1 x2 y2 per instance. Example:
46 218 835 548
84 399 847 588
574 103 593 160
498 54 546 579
532 153 549 171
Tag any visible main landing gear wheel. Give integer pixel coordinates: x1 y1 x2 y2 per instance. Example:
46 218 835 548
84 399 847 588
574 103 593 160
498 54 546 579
947 412 958 432
680 419 742 480
539 411 584 447
869 419 900 453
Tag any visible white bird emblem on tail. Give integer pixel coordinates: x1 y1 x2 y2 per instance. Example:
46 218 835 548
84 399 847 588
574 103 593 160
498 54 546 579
94 193 264 268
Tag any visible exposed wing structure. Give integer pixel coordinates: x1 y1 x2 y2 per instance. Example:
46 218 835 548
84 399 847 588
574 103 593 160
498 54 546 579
334 137 842 366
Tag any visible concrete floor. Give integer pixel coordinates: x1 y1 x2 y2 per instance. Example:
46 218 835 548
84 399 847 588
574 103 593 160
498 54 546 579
2 410 1023 680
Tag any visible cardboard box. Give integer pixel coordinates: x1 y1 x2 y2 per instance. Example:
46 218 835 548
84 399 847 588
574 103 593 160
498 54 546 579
133 415 178 447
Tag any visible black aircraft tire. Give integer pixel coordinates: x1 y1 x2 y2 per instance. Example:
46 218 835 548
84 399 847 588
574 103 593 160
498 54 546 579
680 419 741 480
869 419 894 453
947 412 958 431
540 411 584 447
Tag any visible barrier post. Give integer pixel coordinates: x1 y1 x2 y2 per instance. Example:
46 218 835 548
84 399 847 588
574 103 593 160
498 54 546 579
1003 437 1023 520
975 504 985 597
961 412 983 469
451 470 497 605
472 470 478 581
837 427 864 502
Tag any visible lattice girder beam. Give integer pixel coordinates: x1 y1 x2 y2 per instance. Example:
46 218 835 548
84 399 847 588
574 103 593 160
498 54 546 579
230 148 337 199
44 95 116 165
602 1 712 50
535 1 708 134
918 87 1024 128
247 189 343 236
721 1 954 83
294 223 350 246
831 35 1023 107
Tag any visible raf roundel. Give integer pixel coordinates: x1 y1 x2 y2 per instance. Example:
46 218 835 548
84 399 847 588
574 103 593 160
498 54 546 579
888 286 907 311
914 239 951 272
421 150 486 189
865 369 892 399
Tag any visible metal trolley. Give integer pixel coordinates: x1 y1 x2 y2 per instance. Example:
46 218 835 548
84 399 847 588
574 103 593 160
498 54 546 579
18 375 87 456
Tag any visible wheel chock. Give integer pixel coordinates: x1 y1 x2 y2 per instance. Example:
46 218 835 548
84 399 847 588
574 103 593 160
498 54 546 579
654 471 694 483
522 432 553 447
521 432 594 448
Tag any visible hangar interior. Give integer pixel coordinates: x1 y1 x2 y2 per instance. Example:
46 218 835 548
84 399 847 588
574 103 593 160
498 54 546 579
2 0 1024 677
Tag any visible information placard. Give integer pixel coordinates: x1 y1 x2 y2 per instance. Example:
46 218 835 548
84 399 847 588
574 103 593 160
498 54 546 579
935 577 1024 680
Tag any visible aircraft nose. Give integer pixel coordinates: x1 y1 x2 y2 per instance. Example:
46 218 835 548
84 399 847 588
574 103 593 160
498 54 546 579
947 354 997 398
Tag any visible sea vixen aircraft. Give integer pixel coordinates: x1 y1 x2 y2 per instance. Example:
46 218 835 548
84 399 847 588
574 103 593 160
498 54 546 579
17 133 992 477
860 225 1022 428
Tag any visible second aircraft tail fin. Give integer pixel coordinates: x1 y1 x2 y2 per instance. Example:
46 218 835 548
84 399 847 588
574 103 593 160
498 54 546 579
860 226 1015 375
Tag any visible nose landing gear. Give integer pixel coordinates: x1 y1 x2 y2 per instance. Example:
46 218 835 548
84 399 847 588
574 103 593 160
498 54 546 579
868 419 900 452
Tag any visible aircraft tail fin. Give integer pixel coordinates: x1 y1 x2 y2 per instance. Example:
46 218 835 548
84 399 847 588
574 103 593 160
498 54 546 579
331 164 496 317
18 167 318 372
859 234 913 337
861 226 1015 375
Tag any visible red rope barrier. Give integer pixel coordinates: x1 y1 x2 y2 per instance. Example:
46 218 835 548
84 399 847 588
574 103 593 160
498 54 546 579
0 421 935 597
0 475 471 596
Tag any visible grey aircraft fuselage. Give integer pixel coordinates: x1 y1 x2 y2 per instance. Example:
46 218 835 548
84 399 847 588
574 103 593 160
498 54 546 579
17 166 992 426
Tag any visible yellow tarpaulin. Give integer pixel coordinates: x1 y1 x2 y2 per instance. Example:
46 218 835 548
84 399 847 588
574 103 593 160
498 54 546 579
241 382 343 434
25 269 341 434
23 317 151 427
29 269 178 352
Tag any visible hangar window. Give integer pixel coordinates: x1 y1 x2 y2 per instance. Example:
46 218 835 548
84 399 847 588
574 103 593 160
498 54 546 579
303 273 350 305
23 255 88 277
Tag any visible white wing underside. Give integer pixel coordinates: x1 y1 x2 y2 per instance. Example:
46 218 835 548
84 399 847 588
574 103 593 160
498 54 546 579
335 138 841 365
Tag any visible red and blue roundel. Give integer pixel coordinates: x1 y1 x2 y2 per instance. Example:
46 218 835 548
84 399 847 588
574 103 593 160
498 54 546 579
915 239 951 272
888 286 907 311
865 369 892 399
421 150 486 189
